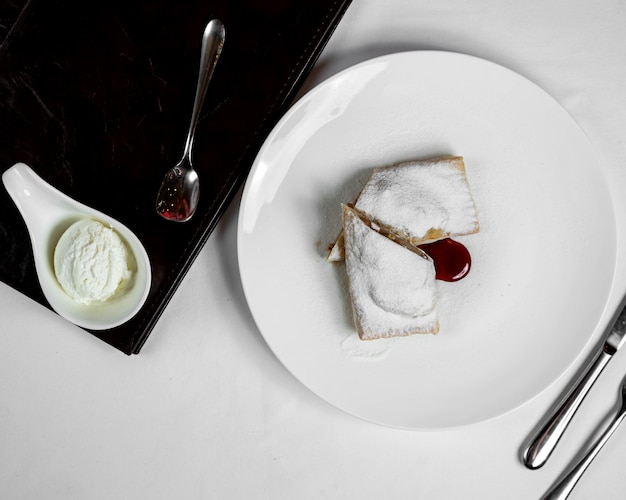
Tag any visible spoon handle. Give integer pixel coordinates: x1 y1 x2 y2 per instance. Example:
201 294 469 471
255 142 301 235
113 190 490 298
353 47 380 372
183 19 226 160
523 345 613 469
540 407 626 500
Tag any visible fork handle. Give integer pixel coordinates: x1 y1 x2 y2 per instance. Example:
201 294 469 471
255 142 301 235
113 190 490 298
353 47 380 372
523 346 613 469
541 407 626 500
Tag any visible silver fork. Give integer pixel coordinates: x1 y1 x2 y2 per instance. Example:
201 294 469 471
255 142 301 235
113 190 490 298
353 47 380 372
541 375 626 500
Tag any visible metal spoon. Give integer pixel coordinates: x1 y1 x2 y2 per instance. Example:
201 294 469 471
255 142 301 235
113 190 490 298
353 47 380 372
541 375 626 500
156 19 225 222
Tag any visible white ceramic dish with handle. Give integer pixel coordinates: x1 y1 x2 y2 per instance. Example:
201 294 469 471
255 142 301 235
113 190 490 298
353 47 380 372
2 162 151 330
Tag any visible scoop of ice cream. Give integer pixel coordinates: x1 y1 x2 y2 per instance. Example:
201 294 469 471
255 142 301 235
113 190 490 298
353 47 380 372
54 219 135 305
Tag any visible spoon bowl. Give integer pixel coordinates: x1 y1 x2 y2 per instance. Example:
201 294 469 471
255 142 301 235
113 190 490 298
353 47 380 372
156 158 199 222
156 18 225 222
2 163 152 330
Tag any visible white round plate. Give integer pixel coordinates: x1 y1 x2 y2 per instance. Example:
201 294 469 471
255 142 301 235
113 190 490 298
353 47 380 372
237 51 616 430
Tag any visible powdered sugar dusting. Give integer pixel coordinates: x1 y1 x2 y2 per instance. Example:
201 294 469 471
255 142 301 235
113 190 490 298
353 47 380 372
342 205 439 340
356 156 479 242
340 333 395 359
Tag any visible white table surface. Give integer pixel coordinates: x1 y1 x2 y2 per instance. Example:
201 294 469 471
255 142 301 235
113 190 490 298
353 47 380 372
3 1 626 499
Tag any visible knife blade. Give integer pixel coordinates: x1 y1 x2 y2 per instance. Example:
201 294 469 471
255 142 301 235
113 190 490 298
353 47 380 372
522 299 626 469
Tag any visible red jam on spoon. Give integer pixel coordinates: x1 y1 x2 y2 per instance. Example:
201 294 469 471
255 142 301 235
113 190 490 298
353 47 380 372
418 238 471 282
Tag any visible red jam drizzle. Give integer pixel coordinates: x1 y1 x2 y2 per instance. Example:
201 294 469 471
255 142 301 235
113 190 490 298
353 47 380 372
418 238 471 282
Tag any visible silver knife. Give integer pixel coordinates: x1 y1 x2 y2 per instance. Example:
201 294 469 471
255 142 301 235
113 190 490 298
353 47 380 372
522 298 626 469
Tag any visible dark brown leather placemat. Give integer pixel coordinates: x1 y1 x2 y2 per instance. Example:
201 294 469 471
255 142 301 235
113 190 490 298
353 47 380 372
0 0 352 354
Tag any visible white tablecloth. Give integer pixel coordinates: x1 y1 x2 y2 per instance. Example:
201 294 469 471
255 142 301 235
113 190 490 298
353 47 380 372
3 1 626 498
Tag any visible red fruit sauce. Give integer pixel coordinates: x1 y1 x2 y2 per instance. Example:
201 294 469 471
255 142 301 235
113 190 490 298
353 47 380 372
418 238 471 282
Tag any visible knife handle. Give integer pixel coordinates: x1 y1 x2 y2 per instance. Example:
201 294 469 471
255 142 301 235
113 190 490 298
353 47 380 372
522 345 613 469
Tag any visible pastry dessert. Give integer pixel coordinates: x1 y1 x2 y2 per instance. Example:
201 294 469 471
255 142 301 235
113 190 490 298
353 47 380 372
342 204 439 340
333 155 480 340
328 155 479 261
